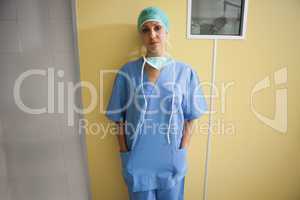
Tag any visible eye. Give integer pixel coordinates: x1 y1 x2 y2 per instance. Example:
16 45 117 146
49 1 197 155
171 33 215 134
154 25 161 32
141 27 150 34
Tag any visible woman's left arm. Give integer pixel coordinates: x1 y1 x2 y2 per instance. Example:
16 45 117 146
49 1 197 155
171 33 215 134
180 119 195 149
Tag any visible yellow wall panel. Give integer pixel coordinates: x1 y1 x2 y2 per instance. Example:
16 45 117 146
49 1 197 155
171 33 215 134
77 0 300 199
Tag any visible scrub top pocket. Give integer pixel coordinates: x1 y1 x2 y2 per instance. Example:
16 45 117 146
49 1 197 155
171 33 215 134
119 151 131 170
172 148 188 175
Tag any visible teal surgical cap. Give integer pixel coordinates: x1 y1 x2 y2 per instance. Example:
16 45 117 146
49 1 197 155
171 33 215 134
137 7 170 32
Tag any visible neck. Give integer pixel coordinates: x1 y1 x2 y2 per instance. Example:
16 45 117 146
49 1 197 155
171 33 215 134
146 47 166 57
146 52 165 57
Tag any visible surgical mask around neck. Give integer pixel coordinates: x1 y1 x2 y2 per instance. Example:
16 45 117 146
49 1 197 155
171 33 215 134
144 56 171 70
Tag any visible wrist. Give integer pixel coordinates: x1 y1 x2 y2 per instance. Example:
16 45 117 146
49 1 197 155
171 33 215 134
119 147 128 152
180 143 188 149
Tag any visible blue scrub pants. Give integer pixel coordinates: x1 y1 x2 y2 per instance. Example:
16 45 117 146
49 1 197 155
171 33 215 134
128 177 185 200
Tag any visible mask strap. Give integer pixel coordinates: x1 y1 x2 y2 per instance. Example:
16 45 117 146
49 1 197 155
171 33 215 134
133 57 175 147
166 58 175 145
131 58 148 150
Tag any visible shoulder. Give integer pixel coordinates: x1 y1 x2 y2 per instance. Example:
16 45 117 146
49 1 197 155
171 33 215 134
119 57 143 73
173 59 198 75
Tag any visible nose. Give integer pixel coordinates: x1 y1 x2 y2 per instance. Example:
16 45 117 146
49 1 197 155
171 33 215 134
149 28 156 39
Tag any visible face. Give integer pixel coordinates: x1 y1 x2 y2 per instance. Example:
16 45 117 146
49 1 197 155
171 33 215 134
140 21 168 57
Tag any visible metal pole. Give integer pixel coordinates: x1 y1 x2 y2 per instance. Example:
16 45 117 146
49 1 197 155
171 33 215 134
203 39 218 200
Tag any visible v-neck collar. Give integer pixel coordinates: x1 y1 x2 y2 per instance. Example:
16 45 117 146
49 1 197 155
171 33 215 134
144 67 164 86
138 56 174 96
143 63 170 96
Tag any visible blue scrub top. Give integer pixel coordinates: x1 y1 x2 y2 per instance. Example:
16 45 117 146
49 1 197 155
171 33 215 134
106 57 207 192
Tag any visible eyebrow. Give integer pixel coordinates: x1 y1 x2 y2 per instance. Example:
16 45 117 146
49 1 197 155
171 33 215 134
143 23 161 28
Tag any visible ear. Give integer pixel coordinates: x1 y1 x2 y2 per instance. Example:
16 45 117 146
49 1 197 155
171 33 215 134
164 31 169 42
139 32 145 42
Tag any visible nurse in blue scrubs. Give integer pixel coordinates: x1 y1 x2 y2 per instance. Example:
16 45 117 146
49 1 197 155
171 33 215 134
106 7 207 200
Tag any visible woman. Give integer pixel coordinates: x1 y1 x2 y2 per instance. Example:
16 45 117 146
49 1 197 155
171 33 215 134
106 7 207 200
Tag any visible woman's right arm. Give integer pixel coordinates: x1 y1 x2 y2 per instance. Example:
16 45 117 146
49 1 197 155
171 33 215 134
116 121 128 152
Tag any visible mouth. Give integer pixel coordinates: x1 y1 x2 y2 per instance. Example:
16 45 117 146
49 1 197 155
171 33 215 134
149 41 159 45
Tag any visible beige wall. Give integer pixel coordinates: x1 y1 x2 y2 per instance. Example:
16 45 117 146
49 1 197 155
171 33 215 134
77 0 300 199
